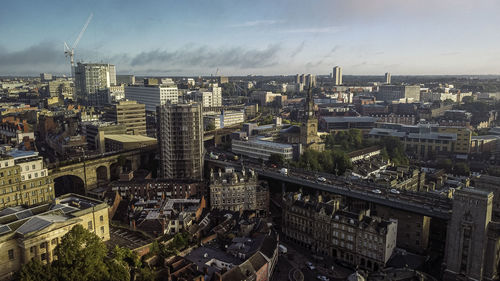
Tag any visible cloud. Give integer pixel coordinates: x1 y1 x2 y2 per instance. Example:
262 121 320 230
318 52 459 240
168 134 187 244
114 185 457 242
230 20 281 27
323 45 340 58
284 26 340 33
129 44 281 69
0 42 282 75
290 41 306 58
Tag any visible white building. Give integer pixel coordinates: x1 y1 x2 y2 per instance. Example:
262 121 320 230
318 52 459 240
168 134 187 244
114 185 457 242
204 110 245 130
232 138 293 161
74 62 116 106
333 66 342 85
6 150 48 182
194 85 222 108
125 85 179 112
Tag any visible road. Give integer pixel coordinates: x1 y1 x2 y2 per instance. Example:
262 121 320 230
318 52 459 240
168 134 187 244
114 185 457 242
205 156 453 220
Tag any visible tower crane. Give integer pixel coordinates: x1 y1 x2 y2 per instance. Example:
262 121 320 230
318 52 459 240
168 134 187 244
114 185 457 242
64 13 93 78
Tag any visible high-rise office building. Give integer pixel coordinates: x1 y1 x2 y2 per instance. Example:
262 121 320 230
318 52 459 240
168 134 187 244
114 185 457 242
40 73 52 82
333 66 342 85
385 72 391 84
158 103 204 181
74 62 116 106
103 100 147 136
125 85 178 112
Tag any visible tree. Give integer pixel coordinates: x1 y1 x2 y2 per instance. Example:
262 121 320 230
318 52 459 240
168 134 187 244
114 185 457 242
269 153 285 166
206 122 216 131
51 224 112 281
17 225 130 281
462 96 474 104
17 259 54 281
454 162 470 176
437 159 453 172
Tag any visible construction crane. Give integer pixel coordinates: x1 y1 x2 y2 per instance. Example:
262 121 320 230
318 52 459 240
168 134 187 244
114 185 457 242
64 13 93 78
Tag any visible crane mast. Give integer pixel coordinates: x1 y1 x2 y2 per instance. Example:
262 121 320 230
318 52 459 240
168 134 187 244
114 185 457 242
64 13 93 78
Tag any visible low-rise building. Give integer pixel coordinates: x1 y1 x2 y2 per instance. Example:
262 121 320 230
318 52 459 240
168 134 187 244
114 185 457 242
204 110 245 130
0 194 110 280
209 167 269 216
320 116 377 131
104 134 157 152
282 193 397 271
232 137 294 161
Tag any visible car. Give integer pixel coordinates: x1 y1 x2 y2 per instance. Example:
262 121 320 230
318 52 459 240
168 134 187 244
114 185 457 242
371 189 382 194
390 189 400 194
317 177 326 182
317 275 329 281
306 261 315 270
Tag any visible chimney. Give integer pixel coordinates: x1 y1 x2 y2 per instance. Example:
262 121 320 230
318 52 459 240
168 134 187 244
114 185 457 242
131 219 136 230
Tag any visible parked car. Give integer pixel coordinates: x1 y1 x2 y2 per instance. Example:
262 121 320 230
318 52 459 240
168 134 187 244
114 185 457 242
306 261 316 270
390 189 400 194
317 176 327 182
371 189 382 194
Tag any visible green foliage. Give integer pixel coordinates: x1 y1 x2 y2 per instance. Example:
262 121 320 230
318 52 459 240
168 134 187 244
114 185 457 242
293 149 352 175
437 159 453 172
323 129 364 152
206 122 216 131
454 162 470 176
461 96 474 104
17 259 54 281
17 225 135 281
51 225 110 281
269 153 285 166
157 232 191 260
378 137 408 166
260 115 274 125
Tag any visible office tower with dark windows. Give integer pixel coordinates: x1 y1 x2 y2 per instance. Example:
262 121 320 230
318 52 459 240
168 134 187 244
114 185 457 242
103 100 147 136
157 103 204 181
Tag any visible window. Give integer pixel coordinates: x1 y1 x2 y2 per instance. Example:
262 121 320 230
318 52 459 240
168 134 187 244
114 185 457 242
51 238 58 245
8 249 14 260
88 221 93 230
41 253 47 261
101 226 105 234
40 242 46 249
100 215 104 222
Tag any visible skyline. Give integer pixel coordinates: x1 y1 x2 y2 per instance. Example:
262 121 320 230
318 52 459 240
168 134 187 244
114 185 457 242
1 0 500 76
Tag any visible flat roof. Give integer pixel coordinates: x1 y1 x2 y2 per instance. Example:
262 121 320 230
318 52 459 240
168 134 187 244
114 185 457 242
105 134 157 143
237 138 293 149
322 116 377 123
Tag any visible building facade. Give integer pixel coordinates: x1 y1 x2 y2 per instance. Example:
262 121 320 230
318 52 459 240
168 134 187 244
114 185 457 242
282 193 397 271
0 194 110 280
0 149 54 209
378 85 420 103
74 63 116 106
231 138 294 161
204 110 245 130
333 66 343 85
443 188 500 281
104 100 147 136
125 85 179 112
158 103 204 181
209 167 269 216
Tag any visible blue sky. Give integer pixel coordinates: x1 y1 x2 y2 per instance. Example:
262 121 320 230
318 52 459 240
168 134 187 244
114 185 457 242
1 0 500 76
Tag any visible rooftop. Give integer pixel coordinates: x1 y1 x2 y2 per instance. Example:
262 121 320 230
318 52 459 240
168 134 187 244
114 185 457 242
105 134 157 143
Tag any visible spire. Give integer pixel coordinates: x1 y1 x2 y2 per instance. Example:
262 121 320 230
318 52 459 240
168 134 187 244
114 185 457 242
305 79 314 118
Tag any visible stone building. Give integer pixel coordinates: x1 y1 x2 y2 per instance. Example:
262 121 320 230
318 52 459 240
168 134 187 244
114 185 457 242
209 167 269 216
443 188 500 281
0 194 110 280
282 193 397 271
0 149 55 209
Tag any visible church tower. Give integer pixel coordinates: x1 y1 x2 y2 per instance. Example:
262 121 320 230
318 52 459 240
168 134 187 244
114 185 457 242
300 81 323 151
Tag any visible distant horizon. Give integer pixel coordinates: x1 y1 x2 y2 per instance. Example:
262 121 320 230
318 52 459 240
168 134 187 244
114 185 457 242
1 0 500 76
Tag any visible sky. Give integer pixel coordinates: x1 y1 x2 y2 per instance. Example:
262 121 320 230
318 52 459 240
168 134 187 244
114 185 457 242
1 0 500 76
